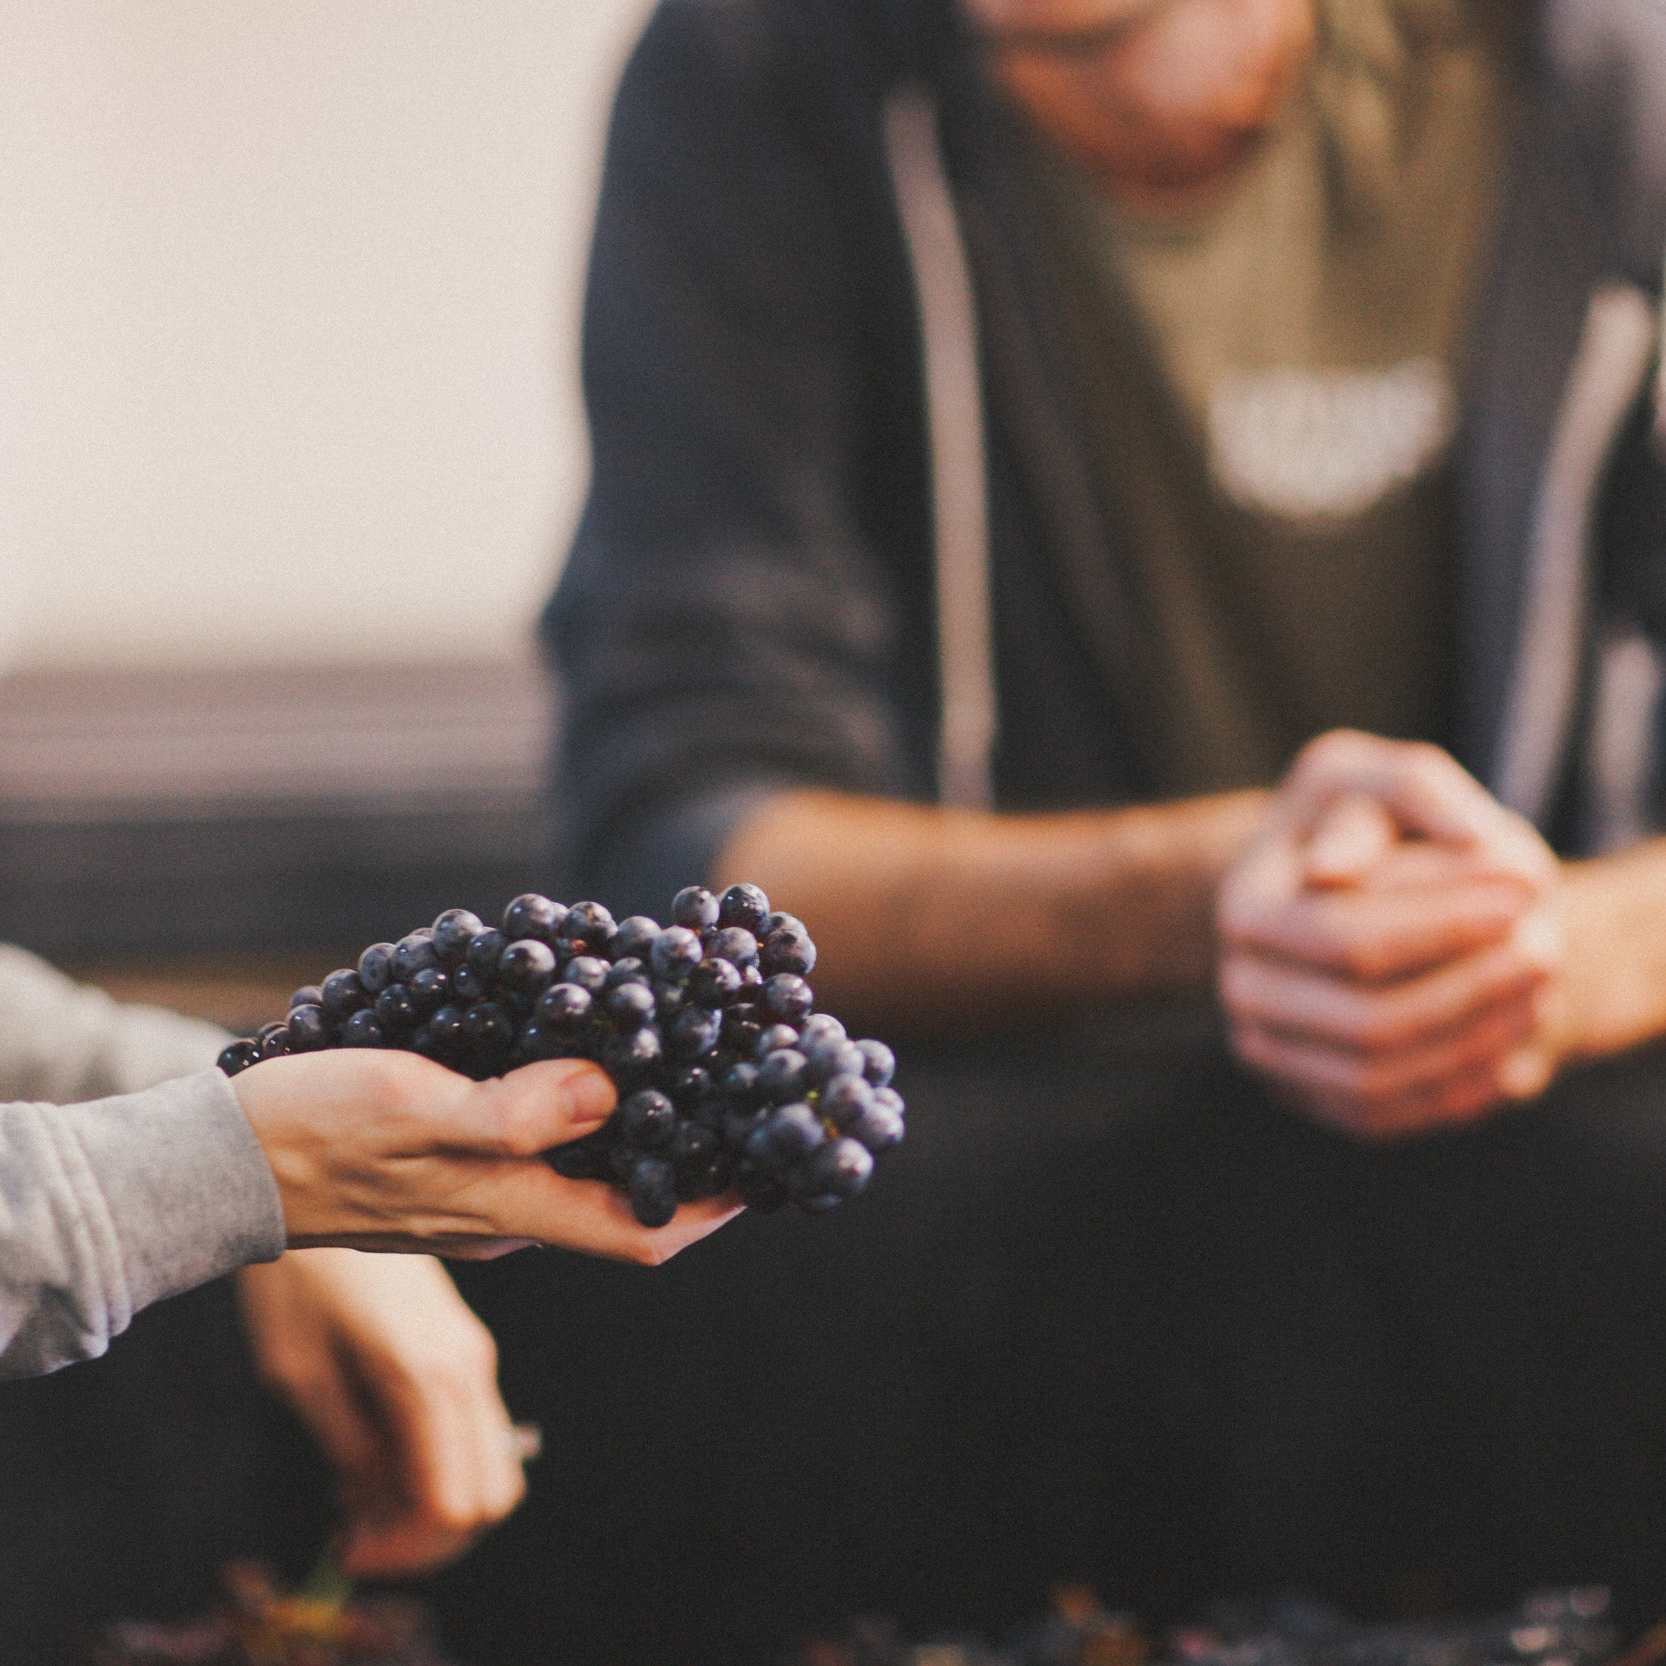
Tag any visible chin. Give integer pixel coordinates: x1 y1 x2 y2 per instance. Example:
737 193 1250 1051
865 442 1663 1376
1101 123 1271 214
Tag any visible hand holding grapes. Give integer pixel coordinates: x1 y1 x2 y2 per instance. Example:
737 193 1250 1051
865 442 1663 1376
1216 730 1566 1141
231 1049 741 1263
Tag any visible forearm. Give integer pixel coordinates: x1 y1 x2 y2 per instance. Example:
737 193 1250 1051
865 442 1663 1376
1560 837 1666 1062
715 787 1269 1029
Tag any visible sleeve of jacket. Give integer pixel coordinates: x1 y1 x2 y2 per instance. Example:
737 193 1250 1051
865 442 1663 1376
545 0 932 919
0 946 285 1378
0 943 231 1103
0 1071 287 1380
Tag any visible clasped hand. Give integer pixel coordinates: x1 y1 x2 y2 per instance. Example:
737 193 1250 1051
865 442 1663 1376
1216 730 1567 1141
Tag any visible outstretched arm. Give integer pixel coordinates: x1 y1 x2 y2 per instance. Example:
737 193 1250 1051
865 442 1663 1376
717 786 1267 1030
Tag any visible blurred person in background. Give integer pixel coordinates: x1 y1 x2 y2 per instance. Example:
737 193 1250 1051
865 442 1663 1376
497 0 1666 1657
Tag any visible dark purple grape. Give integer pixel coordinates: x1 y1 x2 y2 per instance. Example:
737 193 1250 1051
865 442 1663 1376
535 982 593 1039
602 1026 662 1082
802 1136 874 1201
340 1010 387 1048
425 1003 467 1048
817 1072 874 1131
806 1038 867 1088
738 962 764 991
761 927 816 977
610 915 662 963
679 1152 734 1200
753 1102 826 1170
851 1089 906 1154
756 1048 809 1104
722 1022 762 1062
502 893 562 945
617 1088 676 1148
286 1002 329 1051
460 1001 513 1049
721 1061 761 1103
356 942 398 996
667 1062 713 1104
720 1001 759 1040
855 1039 896 1088
515 1019 568 1063
798 1013 847 1051
706 926 759 970
256 1020 287 1044
609 1142 641 1184
652 979 689 1018
627 1155 679 1228
466 929 507 977
559 901 616 956
667 1006 722 1060
432 907 485 964
760 973 814 1024
408 966 448 1012
498 939 557 996
218 1039 261 1076
375 983 419 1032
604 956 649 988
605 981 657 1029
672 885 721 929
258 1026 292 1061
320 969 367 1021
288 984 324 1011
392 931 440 983
687 957 743 1008
761 911 807 939
563 955 610 995
450 961 490 1002
667 1119 720 1174
650 926 704 983
546 1136 611 1181
718 883 770 934
753 1024 801 1059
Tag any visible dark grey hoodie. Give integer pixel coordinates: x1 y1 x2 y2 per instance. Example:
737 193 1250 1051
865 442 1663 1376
549 0 1666 912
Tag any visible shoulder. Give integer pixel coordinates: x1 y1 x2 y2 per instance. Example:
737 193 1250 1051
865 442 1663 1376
1543 0 1666 283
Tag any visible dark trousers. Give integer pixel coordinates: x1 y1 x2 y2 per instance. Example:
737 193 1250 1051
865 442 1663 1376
6 1012 1666 1664
428 1010 1666 1662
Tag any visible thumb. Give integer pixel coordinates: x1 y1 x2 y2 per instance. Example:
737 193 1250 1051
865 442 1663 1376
1302 792 1398 889
452 1061 617 1159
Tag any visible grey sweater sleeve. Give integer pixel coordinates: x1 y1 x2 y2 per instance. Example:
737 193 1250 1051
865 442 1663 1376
0 947 286 1379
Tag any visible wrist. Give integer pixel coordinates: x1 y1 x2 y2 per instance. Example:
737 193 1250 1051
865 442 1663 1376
1557 844 1666 1062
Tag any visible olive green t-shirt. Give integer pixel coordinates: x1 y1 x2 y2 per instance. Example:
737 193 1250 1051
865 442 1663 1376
1009 0 1525 794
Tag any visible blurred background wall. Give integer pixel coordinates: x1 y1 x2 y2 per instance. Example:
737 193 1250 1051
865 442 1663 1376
0 0 655 1010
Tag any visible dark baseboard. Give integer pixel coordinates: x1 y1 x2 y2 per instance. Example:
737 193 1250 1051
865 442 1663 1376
0 659 555 962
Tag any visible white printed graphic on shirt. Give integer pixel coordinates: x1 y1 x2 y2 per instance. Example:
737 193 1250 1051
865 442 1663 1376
1207 358 1455 521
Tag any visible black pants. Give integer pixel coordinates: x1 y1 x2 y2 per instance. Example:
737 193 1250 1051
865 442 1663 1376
6 1012 1666 1664
426 1009 1666 1663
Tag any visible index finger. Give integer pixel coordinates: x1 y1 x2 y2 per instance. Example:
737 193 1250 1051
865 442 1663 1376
1225 878 1539 982
441 1162 746 1266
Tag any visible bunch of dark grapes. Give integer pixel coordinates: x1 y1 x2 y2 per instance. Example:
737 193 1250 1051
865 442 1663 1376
218 884 904 1227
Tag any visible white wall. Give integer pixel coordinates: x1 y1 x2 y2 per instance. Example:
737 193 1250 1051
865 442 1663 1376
0 0 653 674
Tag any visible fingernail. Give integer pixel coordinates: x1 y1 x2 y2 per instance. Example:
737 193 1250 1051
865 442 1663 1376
564 1065 615 1124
